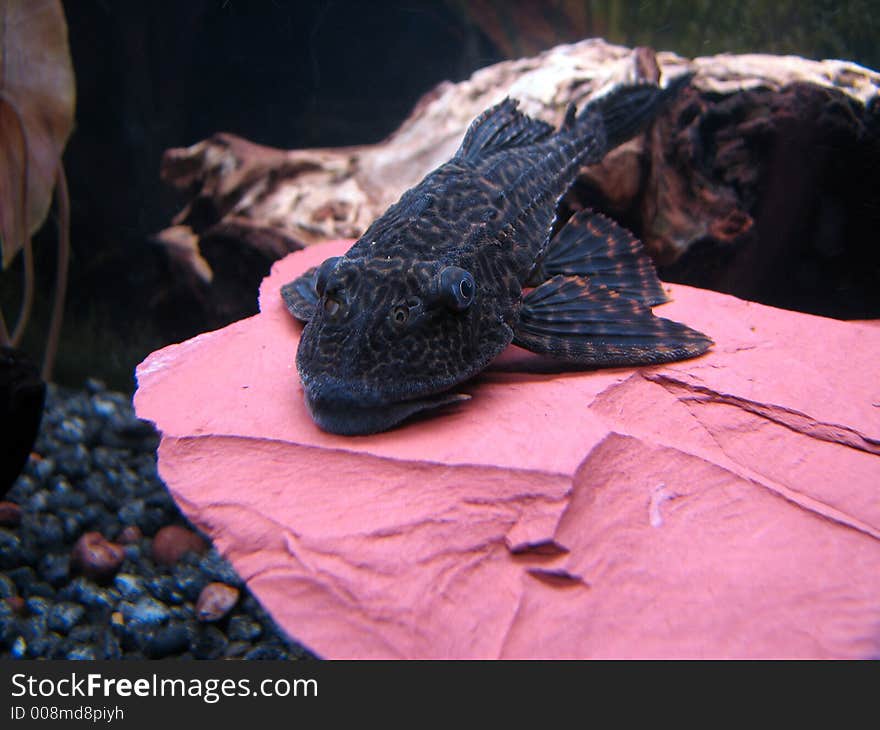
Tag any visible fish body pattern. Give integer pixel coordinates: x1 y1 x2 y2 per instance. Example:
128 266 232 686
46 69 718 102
282 75 712 435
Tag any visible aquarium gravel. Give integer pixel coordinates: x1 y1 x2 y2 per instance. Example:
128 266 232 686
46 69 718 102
0 380 314 660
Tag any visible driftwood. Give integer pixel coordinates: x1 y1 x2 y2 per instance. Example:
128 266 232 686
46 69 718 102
157 39 880 320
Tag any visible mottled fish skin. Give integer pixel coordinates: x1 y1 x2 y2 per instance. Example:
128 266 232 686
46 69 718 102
287 75 708 435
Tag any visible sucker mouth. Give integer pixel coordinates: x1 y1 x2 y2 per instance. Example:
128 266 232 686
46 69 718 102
304 388 470 435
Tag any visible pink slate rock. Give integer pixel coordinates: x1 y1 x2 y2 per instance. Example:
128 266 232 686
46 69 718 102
134 239 880 659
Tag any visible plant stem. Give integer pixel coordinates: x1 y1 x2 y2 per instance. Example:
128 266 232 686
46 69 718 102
0 91 34 348
0 308 9 346
42 162 70 382
11 230 33 347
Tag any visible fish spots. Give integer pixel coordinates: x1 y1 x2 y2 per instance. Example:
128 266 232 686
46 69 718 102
285 79 704 434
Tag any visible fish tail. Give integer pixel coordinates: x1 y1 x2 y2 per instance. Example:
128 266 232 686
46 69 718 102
581 71 694 151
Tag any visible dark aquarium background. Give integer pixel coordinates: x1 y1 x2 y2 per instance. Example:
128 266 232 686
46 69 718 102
3 0 880 391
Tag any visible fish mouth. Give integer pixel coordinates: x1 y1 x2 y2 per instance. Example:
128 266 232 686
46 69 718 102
300 374 470 436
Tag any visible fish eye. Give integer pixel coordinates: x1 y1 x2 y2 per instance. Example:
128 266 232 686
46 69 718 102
323 296 342 318
391 305 409 325
438 266 476 312
315 256 341 296
459 278 473 300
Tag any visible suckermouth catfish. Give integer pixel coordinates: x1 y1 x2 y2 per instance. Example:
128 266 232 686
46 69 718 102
281 74 712 435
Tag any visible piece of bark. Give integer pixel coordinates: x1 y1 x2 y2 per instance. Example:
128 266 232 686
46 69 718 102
133 240 880 659
157 39 880 321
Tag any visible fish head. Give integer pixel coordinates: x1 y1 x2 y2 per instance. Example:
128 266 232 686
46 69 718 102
295 253 514 435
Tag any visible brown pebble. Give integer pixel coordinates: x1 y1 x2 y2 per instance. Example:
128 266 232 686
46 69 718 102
196 582 240 622
118 525 142 544
151 525 208 566
5 596 25 615
71 531 125 582
0 501 22 527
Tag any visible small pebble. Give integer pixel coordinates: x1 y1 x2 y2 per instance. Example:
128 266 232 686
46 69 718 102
32 513 64 548
71 532 125 582
67 645 98 660
200 551 244 587
196 582 239 622
54 445 91 479
28 632 63 658
6 566 35 593
192 624 227 659
172 564 207 602
85 377 107 394
0 604 18 643
169 605 190 620
0 573 17 599
0 501 22 526
48 475 87 508
57 416 86 444
118 499 145 526
63 576 115 610
120 596 170 627
11 635 26 658
243 644 287 660
143 621 191 659
91 396 117 418
139 507 166 536
20 613 48 641
47 602 85 634
228 615 262 642
97 629 122 660
69 625 98 643
12 473 35 494
0 383 307 660
152 525 208 565
224 640 250 658
30 456 54 481
39 553 70 587
0 528 23 568
61 512 84 540
25 596 51 615
114 573 145 600
27 490 49 511
119 525 142 544
145 575 184 604
27 583 54 600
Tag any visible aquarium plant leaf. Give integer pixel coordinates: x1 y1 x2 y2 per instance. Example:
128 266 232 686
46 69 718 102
0 0 75 269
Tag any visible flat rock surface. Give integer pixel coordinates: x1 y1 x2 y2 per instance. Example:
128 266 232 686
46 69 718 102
134 240 880 658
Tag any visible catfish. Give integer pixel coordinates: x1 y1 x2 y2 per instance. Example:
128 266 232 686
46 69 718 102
282 74 712 435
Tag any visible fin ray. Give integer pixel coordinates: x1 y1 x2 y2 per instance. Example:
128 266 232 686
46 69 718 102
583 72 694 150
540 210 668 305
456 97 554 161
514 275 713 367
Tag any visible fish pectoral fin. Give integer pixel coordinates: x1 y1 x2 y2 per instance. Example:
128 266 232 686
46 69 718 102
539 209 668 306
280 266 319 322
513 275 713 367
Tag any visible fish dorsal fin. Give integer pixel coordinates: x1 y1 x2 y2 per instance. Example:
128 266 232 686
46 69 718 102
455 97 554 161
561 101 577 130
